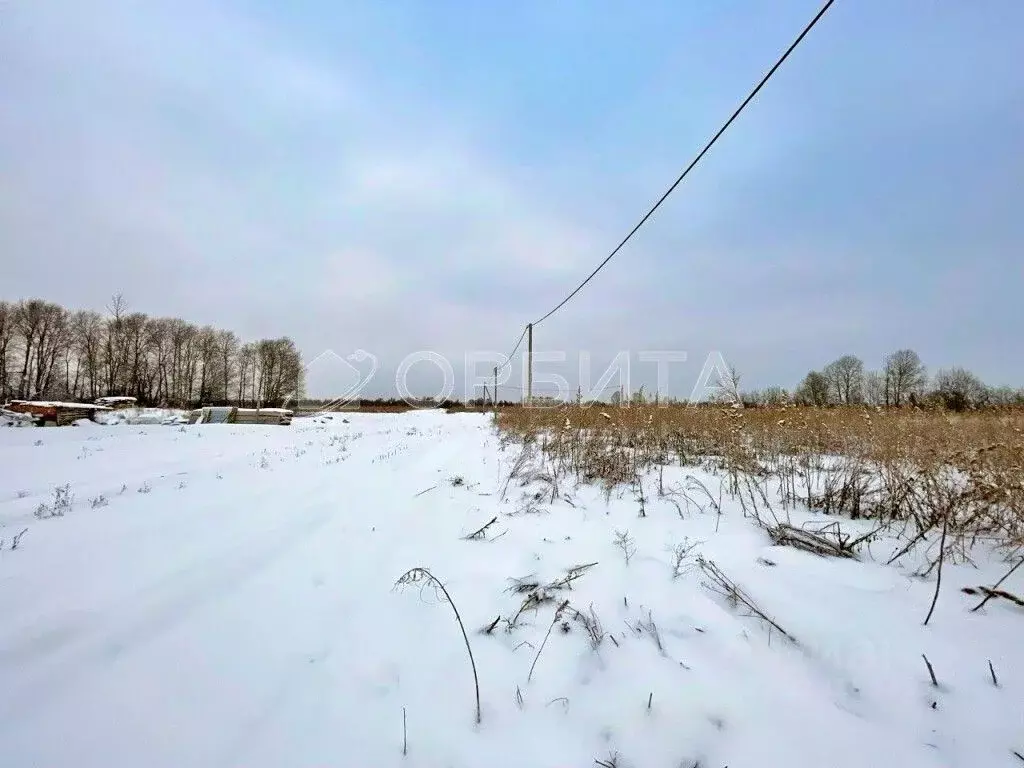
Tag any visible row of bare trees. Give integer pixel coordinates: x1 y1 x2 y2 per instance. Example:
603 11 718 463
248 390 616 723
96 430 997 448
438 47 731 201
783 349 1020 410
0 296 304 408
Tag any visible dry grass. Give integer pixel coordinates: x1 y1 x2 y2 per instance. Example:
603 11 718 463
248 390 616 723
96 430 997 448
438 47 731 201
496 405 1024 556
394 567 482 724
697 556 797 644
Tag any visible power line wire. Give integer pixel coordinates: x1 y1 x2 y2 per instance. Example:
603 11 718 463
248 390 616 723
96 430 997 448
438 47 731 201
496 324 529 376
531 0 836 328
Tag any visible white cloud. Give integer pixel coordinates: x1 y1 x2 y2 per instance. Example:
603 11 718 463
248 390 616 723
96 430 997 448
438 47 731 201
3 0 1022 395
0 0 600 365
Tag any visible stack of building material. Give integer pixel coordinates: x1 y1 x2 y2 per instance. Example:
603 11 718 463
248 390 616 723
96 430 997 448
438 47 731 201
187 407 293 425
233 408 294 426
4 400 111 426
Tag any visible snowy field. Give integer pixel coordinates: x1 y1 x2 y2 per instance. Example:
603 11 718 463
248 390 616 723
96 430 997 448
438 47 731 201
0 411 1021 768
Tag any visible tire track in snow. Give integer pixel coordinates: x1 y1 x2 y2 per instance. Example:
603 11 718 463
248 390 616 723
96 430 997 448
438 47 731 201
0 502 336 722
215 520 411 767
215 427 487 767
215 587 358 768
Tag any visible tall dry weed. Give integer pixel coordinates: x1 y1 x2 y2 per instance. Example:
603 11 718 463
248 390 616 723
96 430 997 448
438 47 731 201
497 405 1024 552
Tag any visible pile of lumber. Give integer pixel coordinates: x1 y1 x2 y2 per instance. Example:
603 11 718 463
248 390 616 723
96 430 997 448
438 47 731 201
188 407 293 426
4 400 111 426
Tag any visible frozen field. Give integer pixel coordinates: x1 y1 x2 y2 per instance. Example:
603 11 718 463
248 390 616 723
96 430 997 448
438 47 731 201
0 411 1021 768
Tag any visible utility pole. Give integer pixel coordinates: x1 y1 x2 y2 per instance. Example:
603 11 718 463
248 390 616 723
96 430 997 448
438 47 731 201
493 366 499 413
526 323 533 406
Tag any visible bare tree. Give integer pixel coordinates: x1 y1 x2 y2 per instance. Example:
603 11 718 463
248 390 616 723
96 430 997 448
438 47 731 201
169 319 201 405
987 385 1024 407
932 367 987 411
15 300 42 398
196 326 220 405
103 293 129 395
0 301 16 401
795 370 830 406
71 310 105 400
761 386 790 406
253 337 303 405
14 300 68 399
714 364 743 406
120 313 150 398
145 318 174 405
823 355 864 405
0 295 303 409
883 349 926 407
31 302 70 399
216 330 239 403
237 342 256 406
862 370 885 406
742 386 789 407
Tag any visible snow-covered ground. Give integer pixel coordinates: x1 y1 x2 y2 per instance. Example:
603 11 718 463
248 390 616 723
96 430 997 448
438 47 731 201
0 408 35 427
0 412 1020 768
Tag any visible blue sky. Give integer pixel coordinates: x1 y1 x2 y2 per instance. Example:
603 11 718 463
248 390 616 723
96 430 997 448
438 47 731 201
2 0 1022 398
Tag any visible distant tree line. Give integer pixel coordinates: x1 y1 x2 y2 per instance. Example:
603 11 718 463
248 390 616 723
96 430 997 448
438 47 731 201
738 349 1022 411
0 296 303 408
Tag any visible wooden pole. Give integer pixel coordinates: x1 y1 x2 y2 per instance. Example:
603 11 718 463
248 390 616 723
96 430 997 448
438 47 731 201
527 324 534 405
493 366 499 413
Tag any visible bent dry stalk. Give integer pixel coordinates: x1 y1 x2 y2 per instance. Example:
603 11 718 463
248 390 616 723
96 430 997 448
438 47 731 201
394 567 482 724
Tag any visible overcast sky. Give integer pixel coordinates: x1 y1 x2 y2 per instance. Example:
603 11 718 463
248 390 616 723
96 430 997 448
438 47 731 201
2 0 1022 399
